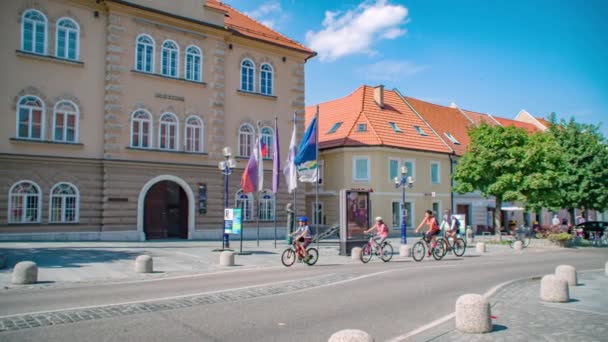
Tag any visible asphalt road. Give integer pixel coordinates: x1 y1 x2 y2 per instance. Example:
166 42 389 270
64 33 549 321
0 248 606 342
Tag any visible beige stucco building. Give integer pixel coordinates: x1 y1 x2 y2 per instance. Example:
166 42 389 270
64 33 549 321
0 0 315 240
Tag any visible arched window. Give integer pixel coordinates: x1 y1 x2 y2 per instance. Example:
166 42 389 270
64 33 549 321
53 100 78 142
49 182 79 223
17 95 44 139
8 181 42 223
184 115 203 152
22 9 47 54
235 189 253 221
259 190 275 221
131 110 152 148
185 45 202 82
135 34 155 73
161 40 179 77
159 112 178 150
260 63 273 95
56 18 79 60
260 126 273 158
240 59 255 92
238 124 254 157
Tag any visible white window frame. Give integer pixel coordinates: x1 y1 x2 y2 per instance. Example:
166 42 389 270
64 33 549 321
260 126 273 159
130 109 153 148
389 122 402 133
161 40 179 77
8 180 42 224
388 158 400 182
158 112 179 151
55 17 80 60
312 201 324 225
16 95 45 140
430 161 441 184
49 182 79 223
357 123 367 132
318 160 325 185
404 159 416 180
414 125 428 136
184 115 204 152
258 190 275 221
22 9 47 55
391 200 414 229
444 132 461 145
353 156 370 182
259 63 273 95
240 59 255 92
238 123 255 157
328 122 342 134
134 34 155 73
235 189 254 222
184 45 203 82
52 100 79 142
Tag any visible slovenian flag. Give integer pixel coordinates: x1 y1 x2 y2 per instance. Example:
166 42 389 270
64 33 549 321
241 137 260 193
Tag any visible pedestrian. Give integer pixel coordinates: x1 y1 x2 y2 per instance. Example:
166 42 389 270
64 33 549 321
551 214 560 229
576 214 586 225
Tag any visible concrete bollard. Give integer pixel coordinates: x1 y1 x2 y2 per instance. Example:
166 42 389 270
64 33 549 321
466 228 474 243
12 261 38 285
605 261 608 276
0 255 6 269
540 275 569 302
135 255 153 273
328 329 374 342
351 247 362 261
399 245 411 257
219 251 235 266
513 240 523 251
455 294 492 333
476 242 486 253
555 265 577 286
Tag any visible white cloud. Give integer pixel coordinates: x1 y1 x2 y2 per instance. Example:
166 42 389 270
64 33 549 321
359 60 429 81
244 1 284 30
305 0 409 62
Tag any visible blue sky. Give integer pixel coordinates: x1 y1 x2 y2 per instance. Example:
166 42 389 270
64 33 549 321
225 0 608 137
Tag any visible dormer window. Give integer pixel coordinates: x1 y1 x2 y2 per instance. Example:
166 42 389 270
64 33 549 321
414 125 427 136
357 123 367 132
444 132 460 145
328 122 342 134
389 122 402 133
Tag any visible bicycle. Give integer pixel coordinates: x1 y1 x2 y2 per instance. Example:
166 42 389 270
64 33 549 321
281 241 319 267
412 233 446 262
360 234 393 263
509 225 531 248
436 231 466 257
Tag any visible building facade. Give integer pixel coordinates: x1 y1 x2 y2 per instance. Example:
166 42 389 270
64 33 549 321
0 0 315 241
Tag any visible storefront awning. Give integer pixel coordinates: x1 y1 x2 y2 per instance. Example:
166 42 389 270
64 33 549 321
501 206 525 211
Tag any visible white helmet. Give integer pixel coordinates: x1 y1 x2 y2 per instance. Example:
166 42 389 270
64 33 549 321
375 216 383 221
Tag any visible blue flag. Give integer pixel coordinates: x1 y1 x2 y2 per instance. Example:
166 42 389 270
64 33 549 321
294 115 318 182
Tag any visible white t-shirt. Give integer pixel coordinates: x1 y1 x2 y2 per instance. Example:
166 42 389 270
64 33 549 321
294 225 312 239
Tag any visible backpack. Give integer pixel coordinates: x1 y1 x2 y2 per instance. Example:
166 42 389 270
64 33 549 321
451 216 460 229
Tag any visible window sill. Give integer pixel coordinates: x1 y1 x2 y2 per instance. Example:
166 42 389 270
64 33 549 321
236 90 277 101
131 69 207 86
48 222 80 225
126 146 208 155
235 156 250 160
16 50 84 67
7 222 42 225
10 138 84 147
353 179 370 183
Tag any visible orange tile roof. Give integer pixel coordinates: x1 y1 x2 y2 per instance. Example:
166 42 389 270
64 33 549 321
461 110 500 126
536 117 551 128
492 116 540 133
404 97 474 156
205 1 315 57
305 86 452 154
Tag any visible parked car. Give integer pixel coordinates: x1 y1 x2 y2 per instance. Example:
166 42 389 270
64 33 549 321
574 221 608 240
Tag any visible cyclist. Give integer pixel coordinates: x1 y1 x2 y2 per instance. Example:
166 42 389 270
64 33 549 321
289 216 312 261
364 216 389 253
441 209 459 250
415 210 440 255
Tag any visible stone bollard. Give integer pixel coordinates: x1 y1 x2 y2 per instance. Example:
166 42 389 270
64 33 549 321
466 228 474 243
0 255 6 269
351 247 362 261
12 261 38 285
328 329 374 342
555 265 577 286
219 251 235 266
540 275 569 302
476 242 486 253
455 294 492 333
513 240 523 251
135 255 153 273
605 261 608 276
399 245 411 257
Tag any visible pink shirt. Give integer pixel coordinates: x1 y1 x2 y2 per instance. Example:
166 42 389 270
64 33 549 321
376 223 389 238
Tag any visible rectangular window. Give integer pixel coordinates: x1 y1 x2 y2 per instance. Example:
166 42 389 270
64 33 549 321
353 157 370 181
312 202 324 225
318 160 324 185
414 126 428 136
357 123 367 132
23 21 33 52
444 132 460 145
328 122 342 134
389 122 402 132
389 159 399 181
392 201 413 228
431 161 440 184
404 160 415 179
432 202 440 218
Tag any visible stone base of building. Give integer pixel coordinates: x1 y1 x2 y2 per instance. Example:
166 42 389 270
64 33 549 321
0 230 142 242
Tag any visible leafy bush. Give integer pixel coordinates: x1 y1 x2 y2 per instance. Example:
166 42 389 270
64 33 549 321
547 233 573 242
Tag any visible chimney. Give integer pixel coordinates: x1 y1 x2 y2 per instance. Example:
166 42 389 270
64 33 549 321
449 102 458 108
374 85 384 108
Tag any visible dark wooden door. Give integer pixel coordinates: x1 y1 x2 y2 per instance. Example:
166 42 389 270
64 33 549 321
456 204 470 226
144 181 188 239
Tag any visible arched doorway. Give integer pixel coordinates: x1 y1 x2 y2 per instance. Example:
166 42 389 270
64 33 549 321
144 180 188 239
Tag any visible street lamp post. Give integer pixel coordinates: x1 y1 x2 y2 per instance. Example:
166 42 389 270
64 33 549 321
395 166 414 245
218 146 236 250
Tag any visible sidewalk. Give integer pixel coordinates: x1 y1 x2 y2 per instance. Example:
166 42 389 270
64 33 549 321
412 271 608 341
0 238 545 289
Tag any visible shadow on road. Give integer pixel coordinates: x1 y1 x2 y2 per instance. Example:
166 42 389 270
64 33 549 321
492 324 508 332
0 248 143 270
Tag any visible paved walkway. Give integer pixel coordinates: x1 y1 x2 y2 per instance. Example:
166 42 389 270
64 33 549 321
413 271 608 341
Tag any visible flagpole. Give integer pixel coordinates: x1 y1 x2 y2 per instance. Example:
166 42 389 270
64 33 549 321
256 191 260 247
315 106 320 251
273 116 278 249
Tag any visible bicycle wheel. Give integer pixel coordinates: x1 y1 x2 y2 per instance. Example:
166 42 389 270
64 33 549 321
436 238 449 257
432 242 445 260
360 244 373 263
452 238 466 257
380 243 393 262
522 237 531 248
281 248 296 267
305 248 319 266
412 241 425 262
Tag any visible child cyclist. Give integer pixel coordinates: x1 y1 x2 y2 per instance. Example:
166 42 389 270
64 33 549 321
364 216 389 253
289 216 313 261
415 210 440 255
441 209 459 250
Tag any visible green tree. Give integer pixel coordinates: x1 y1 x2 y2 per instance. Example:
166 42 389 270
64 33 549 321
453 123 529 239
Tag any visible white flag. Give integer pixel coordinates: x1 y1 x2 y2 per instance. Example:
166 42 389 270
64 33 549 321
257 137 264 192
283 118 298 193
